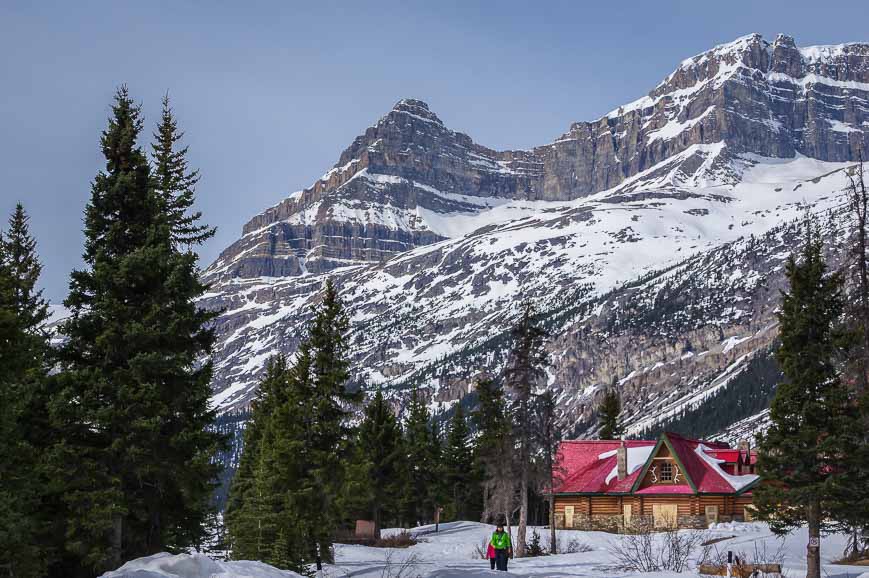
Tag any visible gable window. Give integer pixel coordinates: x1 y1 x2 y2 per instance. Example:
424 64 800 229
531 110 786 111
661 461 673 481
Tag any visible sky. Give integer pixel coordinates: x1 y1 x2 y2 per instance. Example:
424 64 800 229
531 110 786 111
2 0 869 303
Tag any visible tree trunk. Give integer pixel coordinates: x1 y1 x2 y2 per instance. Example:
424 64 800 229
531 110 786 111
111 513 123 570
516 457 528 557
806 499 821 578
549 493 556 555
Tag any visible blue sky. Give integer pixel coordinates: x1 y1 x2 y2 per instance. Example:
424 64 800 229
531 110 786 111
2 0 869 302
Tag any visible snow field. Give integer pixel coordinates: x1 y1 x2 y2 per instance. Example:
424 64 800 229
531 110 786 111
102 521 869 578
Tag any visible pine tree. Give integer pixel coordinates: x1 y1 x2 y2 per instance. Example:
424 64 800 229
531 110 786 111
472 377 513 525
0 204 53 577
304 279 359 559
225 356 289 562
754 224 861 578
227 279 356 572
52 87 223 574
504 301 549 557
344 390 402 536
401 389 438 525
598 386 623 439
151 95 215 246
443 404 473 521
1 204 49 333
842 163 869 558
531 391 561 554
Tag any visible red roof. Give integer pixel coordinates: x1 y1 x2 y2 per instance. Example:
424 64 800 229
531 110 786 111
553 440 655 494
553 432 759 496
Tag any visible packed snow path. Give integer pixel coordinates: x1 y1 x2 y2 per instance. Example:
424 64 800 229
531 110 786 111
102 521 869 577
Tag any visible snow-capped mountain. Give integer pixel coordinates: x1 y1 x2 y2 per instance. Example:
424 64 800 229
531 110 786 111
199 33 868 437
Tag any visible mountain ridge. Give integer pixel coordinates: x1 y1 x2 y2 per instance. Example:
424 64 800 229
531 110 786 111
198 33 866 439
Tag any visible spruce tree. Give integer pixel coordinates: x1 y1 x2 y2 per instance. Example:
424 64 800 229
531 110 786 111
843 164 869 558
52 87 223 574
304 279 359 559
504 301 549 557
225 356 289 562
345 390 402 536
472 378 513 525
754 225 861 578
1 204 49 333
598 386 623 439
531 390 561 554
443 404 473 521
0 204 53 577
151 95 214 246
401 389 438 525
226 279 356 572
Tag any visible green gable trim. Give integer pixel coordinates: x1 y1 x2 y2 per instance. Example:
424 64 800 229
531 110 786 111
735 477 761 495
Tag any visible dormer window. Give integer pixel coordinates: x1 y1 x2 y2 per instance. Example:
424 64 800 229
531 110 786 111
661 461 673 481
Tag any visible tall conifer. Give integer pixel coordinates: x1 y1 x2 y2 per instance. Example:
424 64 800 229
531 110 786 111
754 224 861 578
504 301 549 557
52 88 222 574
443 404 474 521
472 378 513 525
0 204 52 577
401 389 438 525
598 386 623 439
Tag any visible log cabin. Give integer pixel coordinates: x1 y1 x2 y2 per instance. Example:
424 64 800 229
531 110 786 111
551 432 759 531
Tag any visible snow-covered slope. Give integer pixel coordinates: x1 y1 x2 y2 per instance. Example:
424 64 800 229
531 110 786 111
102 521 869 578
199 33 868 438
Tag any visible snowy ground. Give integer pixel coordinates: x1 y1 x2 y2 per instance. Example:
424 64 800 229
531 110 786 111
102 521 869 578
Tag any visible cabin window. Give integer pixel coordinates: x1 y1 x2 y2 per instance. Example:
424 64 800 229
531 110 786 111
661 461 673 481
564 505 575 528
705 505 719 524
652 504 678 528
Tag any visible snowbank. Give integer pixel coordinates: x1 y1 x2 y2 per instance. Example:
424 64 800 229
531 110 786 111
101 521 869 578
99 552 304 578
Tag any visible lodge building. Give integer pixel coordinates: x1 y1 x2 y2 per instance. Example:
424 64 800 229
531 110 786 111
552 432 759 530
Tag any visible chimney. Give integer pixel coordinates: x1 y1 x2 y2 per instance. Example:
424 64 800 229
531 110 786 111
617 441 628 481
737 439 750 454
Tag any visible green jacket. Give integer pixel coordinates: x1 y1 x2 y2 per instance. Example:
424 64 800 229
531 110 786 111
490 530 511 550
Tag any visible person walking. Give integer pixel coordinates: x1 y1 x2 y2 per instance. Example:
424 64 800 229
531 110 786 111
490 523 513 571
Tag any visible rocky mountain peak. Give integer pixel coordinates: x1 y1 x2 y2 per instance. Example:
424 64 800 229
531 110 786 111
389 98 442 123
773 33 796 48
199 33 869 426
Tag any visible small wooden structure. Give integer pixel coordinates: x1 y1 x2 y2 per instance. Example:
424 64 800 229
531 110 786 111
552 432 760 530
355 519 377 540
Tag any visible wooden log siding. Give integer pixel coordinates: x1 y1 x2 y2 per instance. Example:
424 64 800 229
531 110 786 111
554 493 752 530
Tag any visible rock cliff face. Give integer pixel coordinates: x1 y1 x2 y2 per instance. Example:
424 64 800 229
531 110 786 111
200 34 869 436
206 34 869 284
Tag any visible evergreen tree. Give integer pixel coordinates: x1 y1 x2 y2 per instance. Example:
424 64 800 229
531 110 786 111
344 390 402 536
151 94 215 246
531 390 561 554
443 404 474 521
504 301 549 557
754 225 861 578
225 356 289 562
303 279 359 559
0 204 53 577
401 389 438 525
226 279 356 573
51 87 223 575
1 204 49 332
598 385 623 439
472 378 513 525
842 163 869 558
